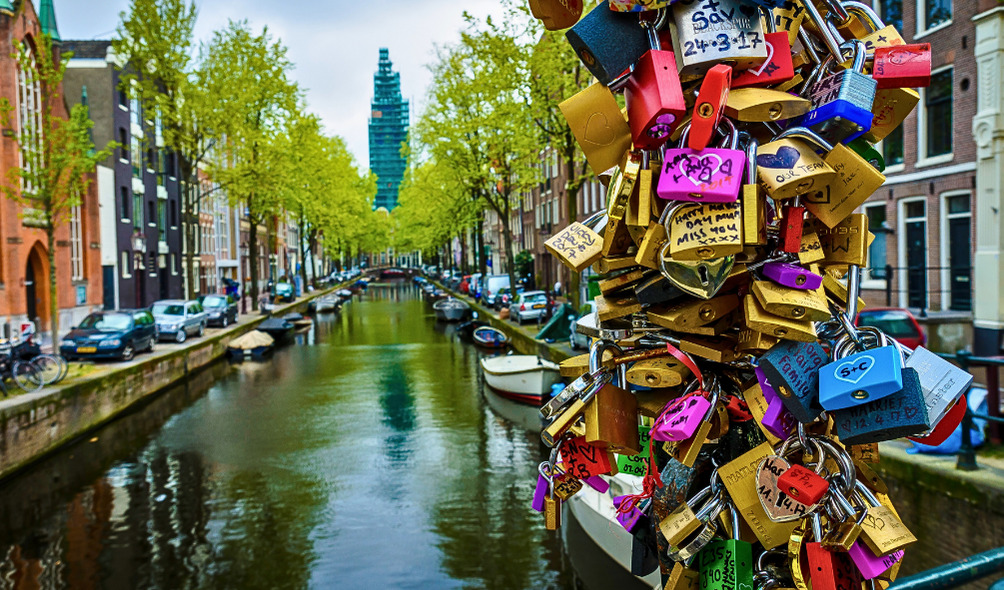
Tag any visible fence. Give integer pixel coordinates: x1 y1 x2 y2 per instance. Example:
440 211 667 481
866 265 974 315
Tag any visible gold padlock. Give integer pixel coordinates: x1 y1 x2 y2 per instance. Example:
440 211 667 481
813 213 869 267
798 231 825 264
725 88 812 122
665 562 700 590
772 3 806 47
737 328 780 354
859 504 917 556
863 88 919 143
803 146 885 229
607 152 641 222
545 221 605 272
668 202 744 261
602 216 635 257
599 268 647 295
559 83 633 176
660 504 702 547
743 294 817 342
751 280 831 322
594 254 637 274
544 493 560 530
741 382 783 445
647 294 740 333
635 222 669 270
584 383 641 455
625 356 689 389
595 293 642 322
741 182 767 246
635 388 681 418
718 442 799 549
757 137 836 200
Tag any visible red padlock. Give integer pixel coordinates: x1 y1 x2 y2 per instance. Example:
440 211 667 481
624 15 686 149
779 203 805 253
908 394 967 447
805 513 866 590
732 9 795 89
778 463 830 505
687 64 731 152
873 43 932 89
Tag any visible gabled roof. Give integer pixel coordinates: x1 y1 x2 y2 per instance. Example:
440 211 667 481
62 40 111 59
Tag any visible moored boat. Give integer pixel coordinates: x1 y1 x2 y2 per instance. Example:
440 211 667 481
258 317 295 344
226 330 275 361
315 295 340 313
282 312 313 329
433 297 469 322
456 319 489 343
472 326 509 349
479 355 561 405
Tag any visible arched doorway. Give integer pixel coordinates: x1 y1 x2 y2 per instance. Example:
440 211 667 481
25 244 49 332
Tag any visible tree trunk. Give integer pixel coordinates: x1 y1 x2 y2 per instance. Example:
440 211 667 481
499 200 518 297
309 229 319 286
298 211 309 290
46 228 58 348
184 170 197 300
248 213 260 311
476 217 487 277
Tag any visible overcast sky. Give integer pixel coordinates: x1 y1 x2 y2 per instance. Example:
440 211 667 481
55 0 501 169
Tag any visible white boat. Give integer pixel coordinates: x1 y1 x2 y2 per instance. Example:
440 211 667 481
479 355 561 405
433 297 470 322
563 472 661 590
316 295 340 313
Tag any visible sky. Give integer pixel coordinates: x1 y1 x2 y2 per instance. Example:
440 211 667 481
54 0 501 169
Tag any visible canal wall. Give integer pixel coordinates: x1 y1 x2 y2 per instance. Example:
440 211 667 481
0 288 335 483
437 283 1004 588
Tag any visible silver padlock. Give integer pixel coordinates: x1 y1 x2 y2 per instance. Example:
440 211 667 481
669 0 768 81
901 345 974 427
801 40 878 144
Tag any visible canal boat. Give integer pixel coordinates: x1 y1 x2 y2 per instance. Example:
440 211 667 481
282 312 314 330
563 473 661 590
316 295 340 313
226 330 275 361
433 297 470 322
456 319 489 343
257 317 295 344
479 355 561 405
472 326 509 349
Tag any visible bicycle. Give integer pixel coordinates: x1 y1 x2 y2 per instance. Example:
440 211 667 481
11 338 68 386
0 351 43 395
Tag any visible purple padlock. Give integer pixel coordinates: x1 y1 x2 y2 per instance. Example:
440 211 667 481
848 541 903 579
613 495 644 532
755 365 779 406
583 474 610 493
762 396 796 439
651 394 712 442
532 461 551 513
762 262 823 290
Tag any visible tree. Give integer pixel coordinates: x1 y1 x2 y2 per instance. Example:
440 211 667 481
0 34 114 346
199 21 299 310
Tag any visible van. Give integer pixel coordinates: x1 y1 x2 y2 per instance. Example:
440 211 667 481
483 274 511 306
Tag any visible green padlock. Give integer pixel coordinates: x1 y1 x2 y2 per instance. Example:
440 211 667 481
697 504 754 590
847 137 885 172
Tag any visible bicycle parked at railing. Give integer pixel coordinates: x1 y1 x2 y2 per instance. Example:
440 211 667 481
0 345 43 395
0 337 69 388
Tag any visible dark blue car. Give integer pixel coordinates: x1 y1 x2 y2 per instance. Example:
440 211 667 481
60 310 157 362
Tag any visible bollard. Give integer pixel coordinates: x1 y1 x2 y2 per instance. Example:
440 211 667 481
885 264 894 306
956 350 978 471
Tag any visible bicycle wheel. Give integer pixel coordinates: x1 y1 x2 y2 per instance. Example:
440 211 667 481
32 354 62 385
56 354 69 381
12 361 43 392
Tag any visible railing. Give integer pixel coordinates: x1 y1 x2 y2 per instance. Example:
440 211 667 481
942 351 1004 471
888 547 1004 589
865 265 974 315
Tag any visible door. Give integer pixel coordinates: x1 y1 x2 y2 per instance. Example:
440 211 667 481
901 200 927 309
102 266 115 310
25 258 36 325
945 194 973 311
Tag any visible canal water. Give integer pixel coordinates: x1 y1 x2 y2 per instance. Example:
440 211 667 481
0 283 575 589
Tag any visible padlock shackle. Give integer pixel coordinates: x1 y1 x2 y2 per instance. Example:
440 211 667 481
798 0 843 61
744 135 758 185
639 7 668 51
819 0 851 24
797 27 823 67
842 1 885 33
760 7 776 34
776 127 834 154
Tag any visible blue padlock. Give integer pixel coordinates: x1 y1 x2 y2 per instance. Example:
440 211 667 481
799 39 876 145
566 0 651 87
819 332 904 411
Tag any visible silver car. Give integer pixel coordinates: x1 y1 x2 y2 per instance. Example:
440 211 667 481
509 290 549 324
152 299 207 343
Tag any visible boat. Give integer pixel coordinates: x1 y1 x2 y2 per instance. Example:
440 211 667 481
336 289 353 301
316 295 340 313
282 312 313 329
433 297 470 322
257 317 295 344
563 472 661 590
472 326 509 349
226 330 275 361
456 319 489 343
381 268 407 279
479 355 561 405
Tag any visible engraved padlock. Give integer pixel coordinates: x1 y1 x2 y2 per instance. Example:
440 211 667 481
873 43 932 89
559 83 634 175
819 327 904 411
669 0 768 82
800 40 878 145
901 344 974 431
624 9 687 149
854 481 917 557
651 377 719 442
756 127 836 201
566 0 652 86
697 503 754 590
666 201 744 261
739 134 767 246
732 7 794 88
668 482 725 561
658 119 746 203
831 366 931 444
757 340 828 423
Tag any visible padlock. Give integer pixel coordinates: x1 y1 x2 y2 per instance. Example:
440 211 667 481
767 128 885 229
744 294 819 343
667 201 744 260
667 486 723 560
658 119 746 202
740 136 767 246
778 200 805 254
855 481 918 556
819 328 904 410
762 262 823 290
836 1 905 53
624 10 688 149
772 0 806 47
660 245 736 299
532 461 555 512
697 504 754 590
909 394 966 447
725 88 811 123
559 83 634 175
688 64 731 151
873 43 932 89
848 541 903 580
902 345 974 430
545 212 607 272
718 442 800 549
755 435 824 522
804 513 865 590
812 214 869 268
544 491 561 530
669 0 768 81
777 463 829 505
863 86 920 143
660 499 703 547
800 40 877 144
732 7 795 88
635 221 669 269
585 382 642 454
757 339 827 423
562 436 614 479
762 396 796 440
847 136 885 172
613 495 647 532
751 279 830 322
608 0 671 11
566 0 651 86
756 130 836 201
598 268 647 295
651 380 718 442
831 366 931 444
607 152 643 222
528 0 584 30
634 271 688 305
821 483 866 552
552 463 585 500
647 293 741 333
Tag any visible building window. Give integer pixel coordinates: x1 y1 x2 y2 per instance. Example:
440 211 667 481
133 192 143 230
919 0 951 32
131 134 142 177
921 68 952 161
121 251 131 278
864 203 887 280
129 96 142 127
942 192 972 311
877 0 903 31
147 148 155 171
882 126 904 168
147 200 155 226
16 42 42 196
118 87 128 108
158 201 166 242
170 198 178 227
120 186 130 221
119 128 129 161
898 198 927 309
69 203 84 281
171 253 178 276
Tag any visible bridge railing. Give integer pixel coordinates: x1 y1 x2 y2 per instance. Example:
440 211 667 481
935 351 1004 471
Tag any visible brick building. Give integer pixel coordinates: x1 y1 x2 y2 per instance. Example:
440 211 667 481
0 0 103 341
62 39 184 310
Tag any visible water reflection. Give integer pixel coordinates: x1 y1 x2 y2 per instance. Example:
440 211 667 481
0 283 571 590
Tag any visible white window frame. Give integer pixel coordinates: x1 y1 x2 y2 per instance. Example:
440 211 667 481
896 196 928 308
915 0 952 38
938 190 971 312
916 65 954 168
69 203 84 281
16 43 42 195
876 134 905 176
121 251 131 279
861 202 888 290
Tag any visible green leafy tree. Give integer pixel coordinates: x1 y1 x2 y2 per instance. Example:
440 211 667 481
0 35 114 345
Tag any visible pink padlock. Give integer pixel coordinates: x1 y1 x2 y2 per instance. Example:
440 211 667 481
762 262 823 290
651 387 717 442
848 541 903 579
657 119 745 203
613 495 644 532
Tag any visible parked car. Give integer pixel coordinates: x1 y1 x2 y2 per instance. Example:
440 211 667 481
855 308 926 350
274 282 295 303
199 294 239 327
152 300 207 343
569 301 597 350
60 309 157 362
483 274 512 307
509 290 550 324
494 286 524 311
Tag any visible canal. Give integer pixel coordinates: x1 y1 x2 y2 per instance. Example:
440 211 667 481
0 283 574 589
